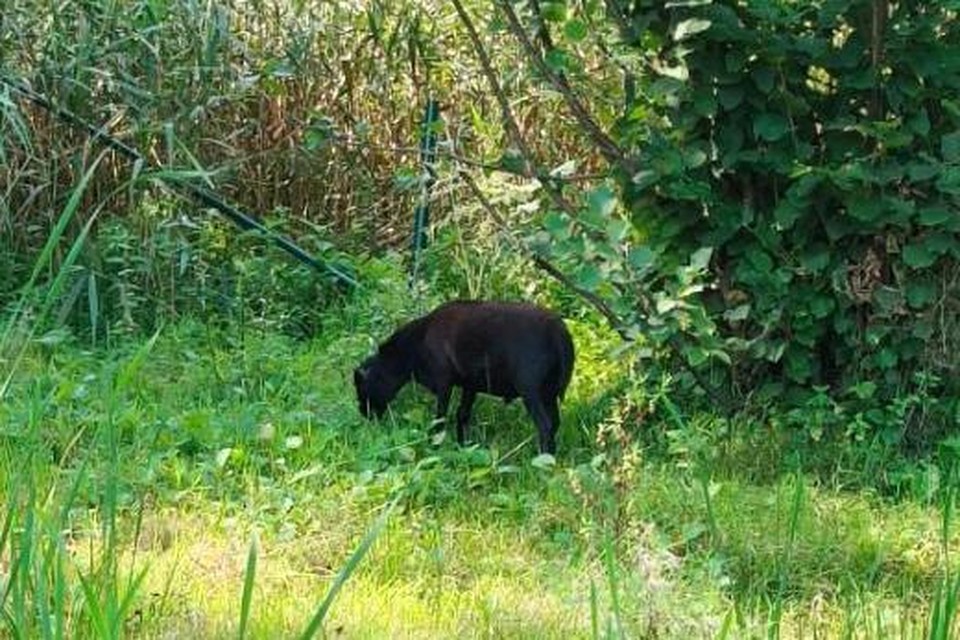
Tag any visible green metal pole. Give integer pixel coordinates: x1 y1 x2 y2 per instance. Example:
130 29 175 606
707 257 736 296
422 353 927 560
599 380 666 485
410 98 440 288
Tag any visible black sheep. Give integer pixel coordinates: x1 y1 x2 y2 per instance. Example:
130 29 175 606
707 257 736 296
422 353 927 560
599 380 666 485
353 301 575 454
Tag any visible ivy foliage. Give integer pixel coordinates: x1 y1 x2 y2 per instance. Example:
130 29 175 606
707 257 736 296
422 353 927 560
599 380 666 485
530 0 960 408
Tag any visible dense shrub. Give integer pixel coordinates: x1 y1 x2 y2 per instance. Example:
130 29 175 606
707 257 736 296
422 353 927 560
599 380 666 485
528 0 960 435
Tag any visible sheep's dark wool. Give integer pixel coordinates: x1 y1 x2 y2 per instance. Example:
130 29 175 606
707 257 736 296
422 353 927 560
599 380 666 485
354 300 575 455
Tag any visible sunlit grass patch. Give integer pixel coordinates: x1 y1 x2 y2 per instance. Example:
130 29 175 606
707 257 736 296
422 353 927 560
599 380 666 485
119 505 599 638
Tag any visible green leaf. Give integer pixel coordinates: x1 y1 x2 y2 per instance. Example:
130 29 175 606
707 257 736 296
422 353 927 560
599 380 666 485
500 149 527 174
936 166 960 195
575 262 603 291
758 340 787 363
674 18 712 41
628 246 655 271
685 345 709 367
753 113 789 142
942 131 960 163
847 195 883 222
579 210 605 232
725 50 746 73
709 349 732 366
902 242 936 268
907 162 940 182
849 381 877 400
531 453 557 469
876 348 898 370
752 67 776 94
563 18 588 41
905 278 936 308
774 199 805 229
606 218 629 242
723 304 750 322
912 320 935 340
545 48 573 74
784 347 812 382
918 206 953 226
718 86 744 110
908 108 930 136
799 246 830 273
924 231 960 257
543 211 571 239
808 294 835 319
744 246 773 273
685 147 708 169
587 185 618 219
540 2 566 22
690 246 713 270
631 169 658 190
303 117 336 151
692 89 716 117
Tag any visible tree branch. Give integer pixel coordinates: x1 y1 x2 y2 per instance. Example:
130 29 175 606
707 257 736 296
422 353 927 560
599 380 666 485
498 0 638 176
450 0 582 219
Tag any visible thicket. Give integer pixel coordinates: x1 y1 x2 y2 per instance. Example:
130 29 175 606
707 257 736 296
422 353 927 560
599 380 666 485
497 0 960 443
0 0 604 338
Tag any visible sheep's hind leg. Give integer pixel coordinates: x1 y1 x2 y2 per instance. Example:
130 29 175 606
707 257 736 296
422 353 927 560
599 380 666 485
522 394 557 455
455 388 477 445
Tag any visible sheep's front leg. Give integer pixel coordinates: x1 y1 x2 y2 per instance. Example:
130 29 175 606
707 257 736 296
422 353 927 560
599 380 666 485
455 388 477 445
433 386 451 432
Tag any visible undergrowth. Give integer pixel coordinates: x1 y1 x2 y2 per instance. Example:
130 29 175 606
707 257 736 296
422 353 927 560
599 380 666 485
1 257 960 638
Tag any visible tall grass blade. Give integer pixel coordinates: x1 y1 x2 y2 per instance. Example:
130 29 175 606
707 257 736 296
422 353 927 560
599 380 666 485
87 272 99 347
0 150 106 351
787 473 804 548
601 532 625 640
589 579 599 640
36 533 52 640
76 569 109 639
8 487 36 632
114 565 151 637
0 608 20 639
239 533 259 639
0 85 33 157
298 494 400 640
929 461 960 639
0 151 108 398
52 536 66 640
699 471 720 542
716 606 735 640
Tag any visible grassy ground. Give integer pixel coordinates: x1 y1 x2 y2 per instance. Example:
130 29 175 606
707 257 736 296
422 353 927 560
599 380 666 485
1 289 959 639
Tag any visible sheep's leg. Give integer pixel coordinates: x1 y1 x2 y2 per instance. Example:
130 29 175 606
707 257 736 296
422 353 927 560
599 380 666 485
455 388 477 445
547 398 561 444
522 394 557 455
432 385 452 429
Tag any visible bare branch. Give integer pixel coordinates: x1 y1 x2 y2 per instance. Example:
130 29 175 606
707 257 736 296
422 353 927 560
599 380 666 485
450 0 581 218
498 0 638 176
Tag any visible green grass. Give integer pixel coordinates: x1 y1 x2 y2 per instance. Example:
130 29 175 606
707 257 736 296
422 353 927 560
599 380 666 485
1 295 959 638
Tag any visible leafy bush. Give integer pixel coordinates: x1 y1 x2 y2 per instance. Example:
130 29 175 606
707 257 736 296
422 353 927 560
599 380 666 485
519 0 960 439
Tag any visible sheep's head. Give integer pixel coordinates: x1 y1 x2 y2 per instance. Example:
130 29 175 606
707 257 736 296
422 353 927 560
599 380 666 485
353 355 404 419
